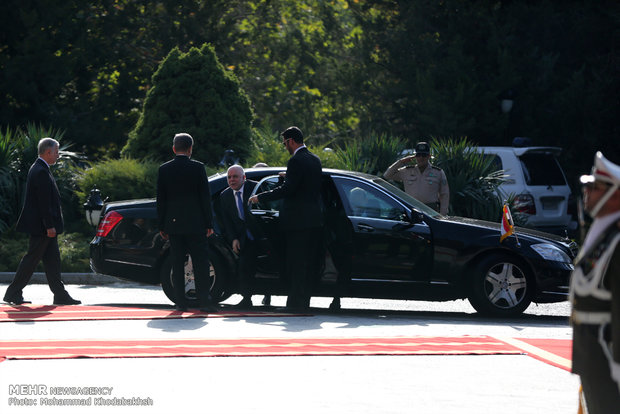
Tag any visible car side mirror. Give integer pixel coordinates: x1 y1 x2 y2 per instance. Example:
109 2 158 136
409 210 425 224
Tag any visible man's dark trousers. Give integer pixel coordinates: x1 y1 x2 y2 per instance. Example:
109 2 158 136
169 233 211 306
6 235 66 298
285 227 322 309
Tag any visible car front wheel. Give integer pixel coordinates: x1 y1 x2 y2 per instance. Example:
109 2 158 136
468 254 533 317
160 251 230 306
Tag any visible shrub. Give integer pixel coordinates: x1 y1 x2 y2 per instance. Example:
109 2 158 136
122 44 253 165
430 137 506 221
334 132 407 176
246 126 344 170
75 158 159 204
0 124 77 235
246 127 290 168
0 231 90 273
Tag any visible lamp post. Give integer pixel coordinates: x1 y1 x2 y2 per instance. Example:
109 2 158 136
83 186 104 227
499 89 516 143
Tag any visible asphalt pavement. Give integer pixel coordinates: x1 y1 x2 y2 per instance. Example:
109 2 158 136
0 279 579 414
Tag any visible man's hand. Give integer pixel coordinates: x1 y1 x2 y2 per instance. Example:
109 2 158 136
159 231 169 240
207 228 214 237
248 195 258 204
401 155 416 164
232 239 240 254
46 227 57 238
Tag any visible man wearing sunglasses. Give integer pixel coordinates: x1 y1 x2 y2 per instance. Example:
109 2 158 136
384 141 450 215
570 152 620 413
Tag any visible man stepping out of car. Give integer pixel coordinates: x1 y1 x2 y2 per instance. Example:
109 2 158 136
220 165 263 308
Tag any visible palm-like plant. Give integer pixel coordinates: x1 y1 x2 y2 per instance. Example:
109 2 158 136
430 137 507 221
335 132 406 176
0 127 21 232
0 124 78 235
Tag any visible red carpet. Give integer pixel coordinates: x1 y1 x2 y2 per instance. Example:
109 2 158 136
495 337 572 371
0 304 301 322
0 335 521 360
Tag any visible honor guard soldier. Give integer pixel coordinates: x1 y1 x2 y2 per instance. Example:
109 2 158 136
384 141 450 214
570 151 620 413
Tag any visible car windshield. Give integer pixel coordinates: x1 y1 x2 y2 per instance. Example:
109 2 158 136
519 153 567 186
372 177 442 218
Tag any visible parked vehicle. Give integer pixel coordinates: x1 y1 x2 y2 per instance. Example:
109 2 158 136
475 144 577 235
89 167 578 316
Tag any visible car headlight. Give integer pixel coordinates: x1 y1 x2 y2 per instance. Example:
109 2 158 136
531 243 572 263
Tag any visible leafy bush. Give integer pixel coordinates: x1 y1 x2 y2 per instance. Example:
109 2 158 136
430 137 506 221
0 124 80 235
75 158 159 204
334 132 407 176
122 44 253 165
0 231 90 273
246 126 344 170
246 127 290 168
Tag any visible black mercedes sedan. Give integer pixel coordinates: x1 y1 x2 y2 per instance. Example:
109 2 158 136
89 167 578 316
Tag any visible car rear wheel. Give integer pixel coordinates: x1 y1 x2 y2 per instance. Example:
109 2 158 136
160 251 230 306
468 254 533 317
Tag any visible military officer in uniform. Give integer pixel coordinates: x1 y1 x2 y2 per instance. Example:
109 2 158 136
384 141 450 214
570 151 620 413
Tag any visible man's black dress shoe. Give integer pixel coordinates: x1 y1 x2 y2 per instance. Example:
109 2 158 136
3 295 31 305
53 295 81 305
199 303 218 313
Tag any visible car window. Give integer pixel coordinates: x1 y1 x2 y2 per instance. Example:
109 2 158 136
483 154 503 171
333 178 408 221
251 176 283 211
518 153 567 186
371 178 441 217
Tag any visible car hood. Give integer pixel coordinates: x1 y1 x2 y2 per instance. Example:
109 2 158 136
444 216 570 244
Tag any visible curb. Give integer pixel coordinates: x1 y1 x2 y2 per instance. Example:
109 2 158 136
0 272 128 285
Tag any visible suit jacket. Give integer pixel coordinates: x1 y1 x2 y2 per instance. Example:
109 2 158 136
220 180 261 248
16 158 64 235
157 155 213 235
257 147 323 231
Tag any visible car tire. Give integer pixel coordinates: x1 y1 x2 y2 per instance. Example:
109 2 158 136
467 254 533 317
160 251 231 306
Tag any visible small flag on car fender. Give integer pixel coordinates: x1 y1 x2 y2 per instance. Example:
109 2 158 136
500 204 514 243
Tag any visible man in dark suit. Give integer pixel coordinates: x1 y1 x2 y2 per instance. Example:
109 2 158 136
157 133 216 312
3 138 80 305
249 126 323 311
219 165 262 308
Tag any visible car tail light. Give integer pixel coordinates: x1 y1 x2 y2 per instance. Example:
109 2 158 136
513 194 536 215
96 211 123 237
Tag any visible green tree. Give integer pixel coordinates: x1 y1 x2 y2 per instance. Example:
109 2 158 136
122 44 253 164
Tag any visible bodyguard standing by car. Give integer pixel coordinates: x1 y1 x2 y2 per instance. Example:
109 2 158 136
384 141 450 215
3 138 80 306
249 126 323 311
220 164 261 308
570 151 620 413
157 133 216 312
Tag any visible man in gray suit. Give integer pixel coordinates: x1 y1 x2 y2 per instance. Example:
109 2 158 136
3 138 80 306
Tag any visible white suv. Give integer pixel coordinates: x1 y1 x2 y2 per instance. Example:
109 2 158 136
476 145 576 235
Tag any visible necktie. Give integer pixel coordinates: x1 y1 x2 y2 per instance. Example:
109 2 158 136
236 191 253 240
236 191 245 220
